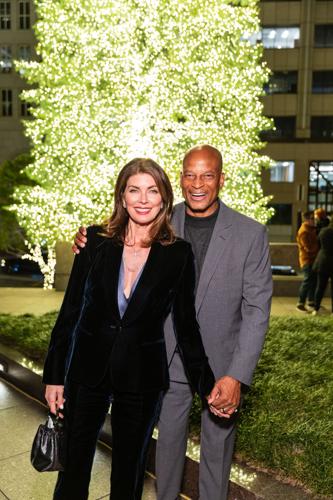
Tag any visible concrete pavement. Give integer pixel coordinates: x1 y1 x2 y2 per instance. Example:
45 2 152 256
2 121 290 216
0 287 331 317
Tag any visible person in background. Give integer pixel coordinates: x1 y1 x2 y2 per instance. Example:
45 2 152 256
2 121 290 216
312 219 333 316
44 158 216 500
314 207 330 235
296 211 319 312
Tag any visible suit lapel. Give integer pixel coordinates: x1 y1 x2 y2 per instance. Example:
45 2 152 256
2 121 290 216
103 239 123 320
172 203 186 238
194 201 233 313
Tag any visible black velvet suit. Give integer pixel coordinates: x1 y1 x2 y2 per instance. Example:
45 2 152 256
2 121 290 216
43 226 214 500
43 226 213 395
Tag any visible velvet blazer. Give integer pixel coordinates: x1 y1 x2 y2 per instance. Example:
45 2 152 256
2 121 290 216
43 226 214 397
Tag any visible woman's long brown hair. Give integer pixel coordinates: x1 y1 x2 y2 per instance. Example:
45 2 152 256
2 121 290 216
102 158 176 246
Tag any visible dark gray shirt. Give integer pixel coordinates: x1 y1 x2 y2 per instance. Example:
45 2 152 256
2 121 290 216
184 205 219 284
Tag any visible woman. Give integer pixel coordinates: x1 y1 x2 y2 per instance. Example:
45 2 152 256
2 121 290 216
43 158 215 500
314 207 330 235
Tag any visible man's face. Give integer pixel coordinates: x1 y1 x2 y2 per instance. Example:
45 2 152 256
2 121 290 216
305 216 315 227
180 151 224 217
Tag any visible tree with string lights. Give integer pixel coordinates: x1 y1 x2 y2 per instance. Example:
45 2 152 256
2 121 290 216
14 0 272 287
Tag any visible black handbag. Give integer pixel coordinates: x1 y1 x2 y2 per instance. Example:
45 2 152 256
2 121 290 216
31 412 66 472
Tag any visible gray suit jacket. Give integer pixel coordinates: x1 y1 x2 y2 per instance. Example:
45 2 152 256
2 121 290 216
165 200 272 387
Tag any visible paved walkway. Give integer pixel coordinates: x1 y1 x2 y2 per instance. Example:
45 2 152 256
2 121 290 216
0 378 156 500
0 287 331 317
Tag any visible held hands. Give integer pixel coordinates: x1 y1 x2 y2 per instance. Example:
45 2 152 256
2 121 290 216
45 385 65 418
72 226 87 254
207 376 241 419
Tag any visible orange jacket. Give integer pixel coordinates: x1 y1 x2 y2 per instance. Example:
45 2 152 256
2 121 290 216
296 222 319 267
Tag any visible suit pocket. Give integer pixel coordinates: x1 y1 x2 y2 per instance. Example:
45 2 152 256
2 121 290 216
77 326 93 337
141 338 165 347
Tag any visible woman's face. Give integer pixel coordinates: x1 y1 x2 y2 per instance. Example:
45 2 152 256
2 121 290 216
123 173 163 226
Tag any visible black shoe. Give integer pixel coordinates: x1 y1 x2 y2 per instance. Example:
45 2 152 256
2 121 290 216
296 304 308 312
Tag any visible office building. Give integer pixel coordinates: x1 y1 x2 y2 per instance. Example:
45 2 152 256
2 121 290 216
0 0 36 163
1 1 333 241
260 0 333 240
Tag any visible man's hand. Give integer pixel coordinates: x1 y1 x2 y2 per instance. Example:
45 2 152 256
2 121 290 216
72 226 87 254
45 385 65 417
207 376 241 419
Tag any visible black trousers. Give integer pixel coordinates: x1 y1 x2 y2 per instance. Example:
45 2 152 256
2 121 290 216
53 380 163 500
314 271 333 312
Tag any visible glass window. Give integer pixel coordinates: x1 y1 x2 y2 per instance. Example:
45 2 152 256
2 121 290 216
20 100 31 117
312 71 333 94
270 161 295 182
261 117 296 140
0 45 12 72
267 204 292 225
264 71 297 94
1 89 12 116
314 25 333 48
0 2 11 29
19 1 30 30
308 161 333 214
311 117 333 139
244 27 300 49
18 45 31 60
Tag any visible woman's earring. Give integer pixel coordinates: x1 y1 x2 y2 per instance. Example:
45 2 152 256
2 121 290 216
123 201 127 209
160 203 164 210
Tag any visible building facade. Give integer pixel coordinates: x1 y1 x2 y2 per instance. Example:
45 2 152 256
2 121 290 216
1 0 333 241
260 0 333 241
0 0 36 164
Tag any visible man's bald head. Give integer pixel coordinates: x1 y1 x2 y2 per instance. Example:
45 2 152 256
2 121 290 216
183 144 223 172
181 144 224 217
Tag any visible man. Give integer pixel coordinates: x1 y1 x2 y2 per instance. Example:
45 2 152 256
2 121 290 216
312 219 333 315
296 211 319 312
73 145 272 500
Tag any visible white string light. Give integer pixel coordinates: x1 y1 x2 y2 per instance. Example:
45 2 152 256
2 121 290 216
13 0 273 287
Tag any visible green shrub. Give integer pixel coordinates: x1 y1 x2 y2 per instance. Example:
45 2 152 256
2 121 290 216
0 314 332 495
0 312 57 362
236 316 333 496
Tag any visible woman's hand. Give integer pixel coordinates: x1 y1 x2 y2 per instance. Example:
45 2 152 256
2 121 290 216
45 385 65 417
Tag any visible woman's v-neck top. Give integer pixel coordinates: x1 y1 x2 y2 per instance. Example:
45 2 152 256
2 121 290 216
117 257 145 318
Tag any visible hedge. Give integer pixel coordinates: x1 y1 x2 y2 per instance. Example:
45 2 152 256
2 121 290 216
0 313 332 496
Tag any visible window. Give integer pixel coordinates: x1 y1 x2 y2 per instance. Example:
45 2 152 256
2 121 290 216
312 71 333 94
308 162 333 214
19 1 30 30
244 27 300 49
0 2 11 29
20 101 31 117
267 204 292 225
270 161 295 182
261 117 296 140
0 46 11 72
18 45 31 60
1 89 12 116
311 117 333 139
314 25 333 48
265 71 297 94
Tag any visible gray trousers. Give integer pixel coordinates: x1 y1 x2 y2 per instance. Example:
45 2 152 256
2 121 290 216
156 380 236 500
